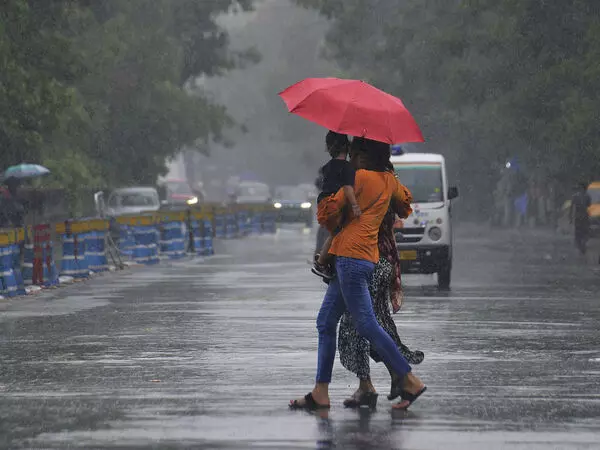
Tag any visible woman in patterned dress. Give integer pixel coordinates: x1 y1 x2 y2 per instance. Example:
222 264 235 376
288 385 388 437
338 207 424 408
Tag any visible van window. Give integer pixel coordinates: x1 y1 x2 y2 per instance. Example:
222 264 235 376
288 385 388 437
394 164 443 203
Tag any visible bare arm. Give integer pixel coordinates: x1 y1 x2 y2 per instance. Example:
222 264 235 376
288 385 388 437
342 185 361 216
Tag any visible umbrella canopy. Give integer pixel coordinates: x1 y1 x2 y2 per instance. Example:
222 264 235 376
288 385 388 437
278 78 424 144
2 163 50 181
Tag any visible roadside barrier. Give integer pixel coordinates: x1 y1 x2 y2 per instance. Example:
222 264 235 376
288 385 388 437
118 224 135 259
225 208 237 239
0 229 26 297
56 219 110 278
0 202 277 298
250 206 263 235
87 223 109 272
189 209 214 256
237 207 249 237
34 224 59 287
202 212 214 255
159 211 187 260
214 207 227 239
119 215 160 265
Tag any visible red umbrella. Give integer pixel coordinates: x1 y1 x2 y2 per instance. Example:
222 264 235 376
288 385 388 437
278 78 424 144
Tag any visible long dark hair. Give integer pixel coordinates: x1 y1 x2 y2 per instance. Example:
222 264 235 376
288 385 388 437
351 137 394 172
378 207 402 292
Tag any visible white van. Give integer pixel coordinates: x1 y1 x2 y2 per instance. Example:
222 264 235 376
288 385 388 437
391 153 458 289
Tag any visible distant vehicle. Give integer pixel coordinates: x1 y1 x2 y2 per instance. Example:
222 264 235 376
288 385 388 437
296 183 318 202
392 153 458 290
94 187 161 218
272 185 314 227
588 182 600 237
158 179 198 206
234 181 271 204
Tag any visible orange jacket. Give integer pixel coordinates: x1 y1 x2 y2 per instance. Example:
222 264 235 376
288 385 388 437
318 169 412 263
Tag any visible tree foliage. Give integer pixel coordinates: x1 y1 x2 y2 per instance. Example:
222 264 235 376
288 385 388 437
297 0 600 215
1 0 255 209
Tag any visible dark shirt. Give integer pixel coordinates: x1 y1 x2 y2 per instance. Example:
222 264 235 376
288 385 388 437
317 159 355 203
572 191 591 223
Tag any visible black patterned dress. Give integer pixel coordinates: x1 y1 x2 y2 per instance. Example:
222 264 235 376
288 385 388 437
338 257 424 380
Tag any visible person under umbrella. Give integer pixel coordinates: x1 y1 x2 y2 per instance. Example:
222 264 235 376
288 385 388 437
290 138 427 411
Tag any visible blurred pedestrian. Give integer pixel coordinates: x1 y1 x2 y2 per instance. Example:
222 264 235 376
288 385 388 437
0 177 25 228
290 137 426 411
570 182 591 255
338 207 424 408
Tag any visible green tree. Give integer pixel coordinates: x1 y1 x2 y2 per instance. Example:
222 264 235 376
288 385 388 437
297 0 600 216
1 0 257 212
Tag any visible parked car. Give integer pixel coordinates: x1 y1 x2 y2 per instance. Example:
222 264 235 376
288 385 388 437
272 185 314 227
158 179 198 207
234 181 271 204
296 183 318 202
95 187 161 218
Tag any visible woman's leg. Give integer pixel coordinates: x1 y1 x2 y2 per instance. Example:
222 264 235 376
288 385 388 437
316 275 347 384
291 275 346 407
337 257 424 402
338 314 371 378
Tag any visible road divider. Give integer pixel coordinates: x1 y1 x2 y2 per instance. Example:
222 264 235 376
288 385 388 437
0 203 277 298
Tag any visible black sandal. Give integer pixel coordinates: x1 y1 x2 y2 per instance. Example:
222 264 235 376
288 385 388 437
343 391 378 409
392 386 427 410
289 393 331 411
388 378 402 401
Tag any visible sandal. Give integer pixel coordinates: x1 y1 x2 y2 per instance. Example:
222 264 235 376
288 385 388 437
392 386 427 410
289 392 331 411
343 390 378 409
388 378 402 401
311 255 334 281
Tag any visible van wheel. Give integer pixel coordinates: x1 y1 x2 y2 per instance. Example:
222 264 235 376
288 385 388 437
438 261 452 290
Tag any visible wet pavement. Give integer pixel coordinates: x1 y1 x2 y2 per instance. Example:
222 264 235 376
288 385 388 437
1 224 600 449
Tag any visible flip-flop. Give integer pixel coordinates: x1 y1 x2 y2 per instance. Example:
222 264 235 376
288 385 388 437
289 393 331 411
392 386 427 410
343 391 378 409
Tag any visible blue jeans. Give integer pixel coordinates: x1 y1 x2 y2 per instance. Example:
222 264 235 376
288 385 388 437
316 256 412 383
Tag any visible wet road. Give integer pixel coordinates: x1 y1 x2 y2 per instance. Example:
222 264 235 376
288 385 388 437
1 225 599 449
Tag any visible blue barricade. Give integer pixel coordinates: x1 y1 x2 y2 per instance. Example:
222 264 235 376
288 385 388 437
119 225 135 259
132 225 160 265
214 212 226 239
203 219 214 255
22 239 34 286
0 244 26 297
225 211 237 239
250 210 262 235
87 230 109 272
160 221 186 259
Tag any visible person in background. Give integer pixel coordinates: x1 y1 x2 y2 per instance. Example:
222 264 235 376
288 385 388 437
312 131 361 280
0 177 25 228
570 182 591 255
